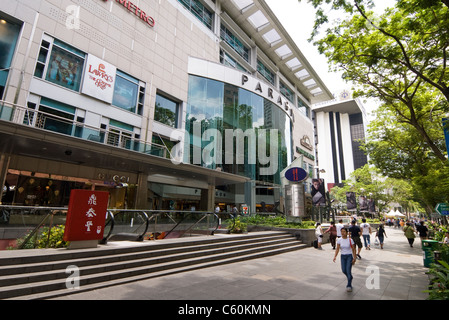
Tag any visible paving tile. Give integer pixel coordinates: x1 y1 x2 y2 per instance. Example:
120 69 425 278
49 228 430 300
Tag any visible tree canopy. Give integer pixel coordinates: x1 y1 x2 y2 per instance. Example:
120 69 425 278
300 0 449 213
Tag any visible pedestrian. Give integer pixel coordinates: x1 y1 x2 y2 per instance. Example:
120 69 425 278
416 221 428 240
315 222 323 250
232 205 239 218
336 219 344 238
443 231 449 244
324 221 337 249
348 220 363 259
376 223 387 249
403 222 416 247
360 218 372 250
333 227 357 292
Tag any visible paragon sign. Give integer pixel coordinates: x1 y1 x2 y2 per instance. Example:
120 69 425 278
103 0 155 27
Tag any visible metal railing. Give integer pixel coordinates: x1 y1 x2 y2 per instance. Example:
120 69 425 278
0 205 68 249
101 210 236 244
0 206 236 249
0 100 171 158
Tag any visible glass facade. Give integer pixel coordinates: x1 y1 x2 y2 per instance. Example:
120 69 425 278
0 15 22 99
185 75 292 185
349 113 368 169
112 70 140 114
154 93 179 128
178 0 213 30
220 24 250 63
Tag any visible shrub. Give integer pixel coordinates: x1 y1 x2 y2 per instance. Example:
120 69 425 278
425 260 449 300
229 217 247 234
14 225 68 249
238 215 316 229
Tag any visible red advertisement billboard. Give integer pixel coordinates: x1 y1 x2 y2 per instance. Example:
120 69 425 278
63 190 109 242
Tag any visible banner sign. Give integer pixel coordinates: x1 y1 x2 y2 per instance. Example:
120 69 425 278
81 54 116 103
63 190 109 241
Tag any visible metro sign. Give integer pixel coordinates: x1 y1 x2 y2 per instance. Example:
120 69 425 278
103 0 155 27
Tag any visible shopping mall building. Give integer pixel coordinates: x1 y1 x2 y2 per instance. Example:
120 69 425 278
0 0 335 213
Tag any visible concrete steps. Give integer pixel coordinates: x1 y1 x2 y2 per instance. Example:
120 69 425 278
0 231 306 300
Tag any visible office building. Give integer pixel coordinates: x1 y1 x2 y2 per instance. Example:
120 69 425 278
0 0 333 213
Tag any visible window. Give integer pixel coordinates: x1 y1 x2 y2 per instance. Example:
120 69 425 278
178 0 213 30
297 97 310 118
154 93 179 128
0 15 22 99
152 134 176 159
220 24 250 63
34 36 85 92
112 70 145 115
28 97 76 136
220 49 247 72
257 60 275 85
280 81 294 104
107 119 134 150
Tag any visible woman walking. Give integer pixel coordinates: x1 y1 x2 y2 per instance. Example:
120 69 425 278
376 223 387 249
333 227 357 292
403 222 416 248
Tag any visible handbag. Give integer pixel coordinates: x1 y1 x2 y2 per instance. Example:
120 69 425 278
374 237 380 246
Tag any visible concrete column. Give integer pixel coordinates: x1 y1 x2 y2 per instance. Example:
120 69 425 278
200 185 215 212
244 181 255 214
0 154 11 201
135 172 149 209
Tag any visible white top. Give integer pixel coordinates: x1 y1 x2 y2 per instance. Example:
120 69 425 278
337 237 354 255
336 223 344 237
360 223 371 235
315 226 323 236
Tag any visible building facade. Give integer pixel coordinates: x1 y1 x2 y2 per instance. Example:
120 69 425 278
312 93 368 191
0 0 332 213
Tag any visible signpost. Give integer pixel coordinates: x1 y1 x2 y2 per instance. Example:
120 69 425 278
435 203 449 216
63 190 109 248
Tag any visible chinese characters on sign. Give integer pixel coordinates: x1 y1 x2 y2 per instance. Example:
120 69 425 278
63 190 109 242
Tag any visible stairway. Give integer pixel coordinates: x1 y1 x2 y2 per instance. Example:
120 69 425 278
0 231 306 300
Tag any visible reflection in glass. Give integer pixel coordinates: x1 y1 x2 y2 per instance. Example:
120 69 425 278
185 75 292 184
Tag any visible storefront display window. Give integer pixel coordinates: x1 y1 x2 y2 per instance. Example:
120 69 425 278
44 39 85 92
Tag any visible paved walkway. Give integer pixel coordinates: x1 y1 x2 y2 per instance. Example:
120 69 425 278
53 227 430 300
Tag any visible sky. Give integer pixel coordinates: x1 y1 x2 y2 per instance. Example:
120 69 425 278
264 0 395 118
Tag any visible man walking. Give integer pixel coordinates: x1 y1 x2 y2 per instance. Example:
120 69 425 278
348 220 363 259
360 218 372 250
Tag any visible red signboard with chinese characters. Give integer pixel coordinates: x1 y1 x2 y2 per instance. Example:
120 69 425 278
63 190 109 242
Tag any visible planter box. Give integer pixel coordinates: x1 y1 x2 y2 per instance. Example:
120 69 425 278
247 225 329 247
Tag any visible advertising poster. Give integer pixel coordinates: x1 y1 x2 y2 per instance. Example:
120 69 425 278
311 178 326 207
346 192 357 210
81 54 116 103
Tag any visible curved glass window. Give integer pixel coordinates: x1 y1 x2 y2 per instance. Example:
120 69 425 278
185 75 292 184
